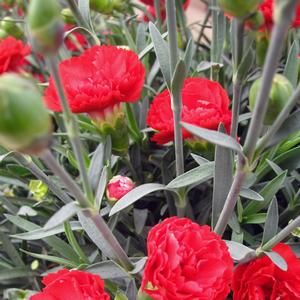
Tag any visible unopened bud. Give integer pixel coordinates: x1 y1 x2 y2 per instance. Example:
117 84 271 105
90 0 114 14
0 17 24 39
218 0 260 18
28 0 64 54
0 74 52 154
90 104 130 156
0 29 8 40
106 175 135 202
249 74 293 125
61 8 76 25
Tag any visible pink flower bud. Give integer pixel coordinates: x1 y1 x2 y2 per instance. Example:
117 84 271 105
106 175 135 201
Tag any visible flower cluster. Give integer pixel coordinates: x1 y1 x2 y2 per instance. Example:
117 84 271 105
30 269 110 299
146 77 232 144
0 36 30 74
142 217 234 300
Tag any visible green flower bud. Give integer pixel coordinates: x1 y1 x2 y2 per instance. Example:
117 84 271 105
112 0 127 12
249 74 294 125
247 11 264 30
0 74 52 154
256 31 270 67
218 0 261 18
0 28 8 40
28 0 63 54
90 0 114 14
61 8 76 25
90 104 129 156
0 17 24 39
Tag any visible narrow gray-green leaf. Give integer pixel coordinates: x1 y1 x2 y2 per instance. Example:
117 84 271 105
78 0 92 30
262 198 279 245
171 59 186 94
182 122 244 155
167 162 215 189
240 188 264 201
86 261 128 279
264 251 288 271
267 159 295 200
78 212 115 258
0 267 34 281
138 32 168 60
11 221 82 240
237 45 254 81
133 209 148 235
5 214 78 261
0 232 25 267
44 202 79 230
225 241 255 261
183 38 195 71
0 151 14 163
266 110 300 148
244 171 287 215
284 41 299 87
96 166 108 209
129 257 147 275
190 153 209 166
110 184 171 216
21 250 78 268
149 22 171 87
212 124 233 228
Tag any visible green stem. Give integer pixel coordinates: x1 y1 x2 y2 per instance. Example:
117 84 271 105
230 19 244 138
166 0 185 217
214 156 247 236
262 214 300 251
13 153 72 205
166 0 178 75
40 149 90 208
243 1 299 162
154 0 161 27
47 56 94 205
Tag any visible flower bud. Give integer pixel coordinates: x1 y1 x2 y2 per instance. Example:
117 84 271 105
112 0 127 12
249 74 293 125
106 175 135 202
218 0 260 18
90 0 114 14
90 104 130 156
0 29 8 40
61 8 76 25
27 0 64 54
247 11 264 30
256 31 270 67
0 17 24 39
0 74 52 154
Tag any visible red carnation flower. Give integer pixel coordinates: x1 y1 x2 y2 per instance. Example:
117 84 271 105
258 0 300 30
142 217 234 300
45 45 145 114
64 25 88 52
0 36 30 74
232 243 300 300
30 269 110 300
146 77 232 144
